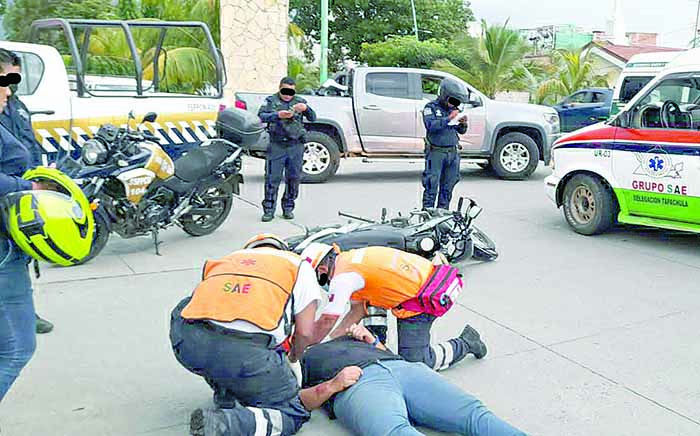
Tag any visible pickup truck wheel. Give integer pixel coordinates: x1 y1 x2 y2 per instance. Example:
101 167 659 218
301 131 340 184
562 174 618 235
492 132 539 180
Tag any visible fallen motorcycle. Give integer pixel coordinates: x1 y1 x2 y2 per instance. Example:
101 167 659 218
59 108 262 263
286 197 498 263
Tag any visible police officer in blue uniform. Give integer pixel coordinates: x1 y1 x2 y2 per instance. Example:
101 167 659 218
421 78 469 210
0 49 53 334
258 77 317 222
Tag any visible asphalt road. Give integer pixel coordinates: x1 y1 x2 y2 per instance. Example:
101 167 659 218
2 157 699 436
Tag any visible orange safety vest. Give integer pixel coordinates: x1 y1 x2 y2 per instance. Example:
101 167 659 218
181 249 302 331
333 247 435 319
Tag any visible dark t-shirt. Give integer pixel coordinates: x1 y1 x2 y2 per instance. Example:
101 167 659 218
301 336 403 417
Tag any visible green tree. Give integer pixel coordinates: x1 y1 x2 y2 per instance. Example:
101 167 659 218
432 20 532 99
533 49 609 105
360 36 453 69
117 0 140 20
287 56 320 94
4 0 117 42
290 0 474 64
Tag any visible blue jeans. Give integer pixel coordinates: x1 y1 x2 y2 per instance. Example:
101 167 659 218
0 238 36 401
333 361 526 436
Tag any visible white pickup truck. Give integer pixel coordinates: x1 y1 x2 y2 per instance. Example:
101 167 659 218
236 67 561 182
1 19 227 163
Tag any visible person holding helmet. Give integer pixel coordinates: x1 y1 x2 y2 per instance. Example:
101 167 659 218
0 48 53 334
169 233 350 436
0 58 94 400
422 77 470 210
300 243 487 372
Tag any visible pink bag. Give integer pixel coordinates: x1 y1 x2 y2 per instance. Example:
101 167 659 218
400 265 463 317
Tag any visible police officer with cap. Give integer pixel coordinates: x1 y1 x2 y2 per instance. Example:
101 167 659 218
421 78 469 210
0 48 53 334
258 78 317 222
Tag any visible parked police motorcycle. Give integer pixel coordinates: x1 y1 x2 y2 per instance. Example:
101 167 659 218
287 197 498 263
60 108 262 263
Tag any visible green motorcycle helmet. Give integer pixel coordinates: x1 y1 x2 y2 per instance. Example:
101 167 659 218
2 167 95 266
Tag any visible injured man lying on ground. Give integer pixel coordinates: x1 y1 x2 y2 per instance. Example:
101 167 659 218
194 323 527 436
299 323 527 436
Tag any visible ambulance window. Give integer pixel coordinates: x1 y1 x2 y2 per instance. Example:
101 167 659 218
620 76 652 103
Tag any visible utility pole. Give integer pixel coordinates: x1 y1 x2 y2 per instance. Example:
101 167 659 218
694 0 700 48
320 0 329 83
410 0 419 40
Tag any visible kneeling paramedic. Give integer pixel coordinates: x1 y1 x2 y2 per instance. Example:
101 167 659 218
169 234 349 436
422 78 469 210
300 243 487 372
258 77 317 222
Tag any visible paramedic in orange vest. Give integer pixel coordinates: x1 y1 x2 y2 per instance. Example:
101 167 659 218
300 243 488 371
169 234 349 436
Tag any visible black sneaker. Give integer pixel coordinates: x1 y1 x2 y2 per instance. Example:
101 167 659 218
282 210 294 220
261 212 274 222
460 325 487 359
190 408 231 436
36 314 54 334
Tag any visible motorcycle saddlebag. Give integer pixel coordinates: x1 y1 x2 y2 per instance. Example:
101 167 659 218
216 108 264 147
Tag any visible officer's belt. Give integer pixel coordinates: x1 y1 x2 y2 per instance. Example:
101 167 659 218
428 144 457 151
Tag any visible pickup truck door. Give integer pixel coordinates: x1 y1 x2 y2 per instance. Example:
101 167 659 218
416 75 485 154
354 72 417 153
10 49 73 163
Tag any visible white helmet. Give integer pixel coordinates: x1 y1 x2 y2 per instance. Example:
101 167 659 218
243 233 289 251
300 242 336 269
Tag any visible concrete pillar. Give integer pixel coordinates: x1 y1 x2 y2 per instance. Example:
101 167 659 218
220 0 289 100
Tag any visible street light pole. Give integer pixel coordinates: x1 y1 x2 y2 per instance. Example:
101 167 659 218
410 0 419 40
320 0 329 83
694 0 700 48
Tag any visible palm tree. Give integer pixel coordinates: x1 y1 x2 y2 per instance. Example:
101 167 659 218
532 49 610 105
432 20 532 99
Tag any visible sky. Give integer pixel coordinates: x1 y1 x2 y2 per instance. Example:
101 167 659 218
468 0 700 48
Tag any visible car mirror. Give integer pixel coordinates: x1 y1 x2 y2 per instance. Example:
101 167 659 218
467 206 483 219
617 110 632 128
142 112 158 123
466 99 482 108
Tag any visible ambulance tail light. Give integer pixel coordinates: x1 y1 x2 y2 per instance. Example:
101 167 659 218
235 99 247 110
218 104 227 112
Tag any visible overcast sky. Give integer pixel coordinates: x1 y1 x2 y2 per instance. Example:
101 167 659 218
468 0 700 48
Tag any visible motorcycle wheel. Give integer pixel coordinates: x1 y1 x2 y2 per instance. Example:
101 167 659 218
471 226 498 262
75 211 111 265
180 181 233 237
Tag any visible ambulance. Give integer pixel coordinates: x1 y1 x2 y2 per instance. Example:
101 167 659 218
0 19 227 163
545 49 700 235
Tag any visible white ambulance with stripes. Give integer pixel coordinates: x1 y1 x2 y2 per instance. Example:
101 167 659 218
546 48 700 235
1 19 226 164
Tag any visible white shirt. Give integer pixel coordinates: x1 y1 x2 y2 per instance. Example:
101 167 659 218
323 271 366 316
211 258 323 345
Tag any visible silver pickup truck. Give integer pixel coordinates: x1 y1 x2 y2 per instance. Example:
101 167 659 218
235 67 560 183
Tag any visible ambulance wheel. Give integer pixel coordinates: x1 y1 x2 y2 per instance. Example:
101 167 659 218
492 133 539 180
301 131 340 184
562 174 618 235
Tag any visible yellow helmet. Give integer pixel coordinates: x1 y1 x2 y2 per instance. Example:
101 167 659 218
2 167 94 266
243 233 289 250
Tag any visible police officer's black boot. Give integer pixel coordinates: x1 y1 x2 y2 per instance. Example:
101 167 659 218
36 314 54 334
261 211 274 222
282 210 294 220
